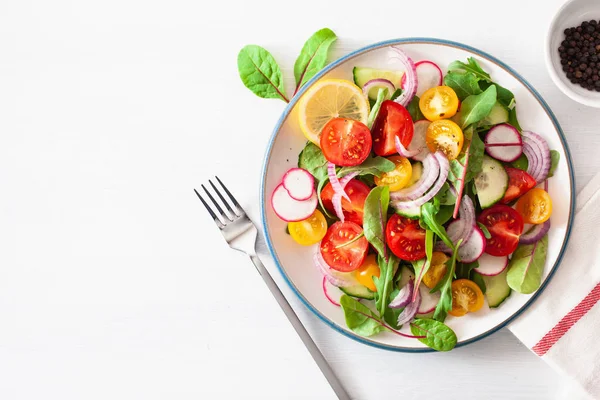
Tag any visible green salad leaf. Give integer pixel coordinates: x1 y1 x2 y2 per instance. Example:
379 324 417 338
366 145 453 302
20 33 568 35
363 186 390 260
410 318 457 352
383 288 403 329
459 85 497 129
506 234 548 294
435 205 455 226
367 88 388 129
477 222 492 239
338 156 395 178
448 57 491 82
480 82 516 110
407 95 424 121
432 239 462 322
421 202 454 250
374 254 398 317
548 150 561 178
293 28 337 92
237 45 289 102
340 295 386 336
298 142 331 216
447 132 485 216
444 71 482 100
511 154 529 171
508 108 522 132
413 229 434 291
471 271 487 294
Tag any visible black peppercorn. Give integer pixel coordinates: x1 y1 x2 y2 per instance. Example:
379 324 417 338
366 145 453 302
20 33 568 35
559 19 600 92
579 63 588 71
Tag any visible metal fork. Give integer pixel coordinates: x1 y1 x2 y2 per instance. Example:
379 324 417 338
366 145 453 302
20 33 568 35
195 177 350 400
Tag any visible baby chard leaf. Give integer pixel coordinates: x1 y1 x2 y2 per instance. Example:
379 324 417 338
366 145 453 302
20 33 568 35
294 28 337 93
238 45 289 102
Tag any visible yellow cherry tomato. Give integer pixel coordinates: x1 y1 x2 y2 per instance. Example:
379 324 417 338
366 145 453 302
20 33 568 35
425 119 464 160
449 279 485 317
422 252 450 289
419 86 460 121
288 209 328 246
374 156 412 191
515 188 553 224
355 254 380 292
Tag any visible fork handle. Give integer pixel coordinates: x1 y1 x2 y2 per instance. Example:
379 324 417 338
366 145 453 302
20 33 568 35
250 255 351 400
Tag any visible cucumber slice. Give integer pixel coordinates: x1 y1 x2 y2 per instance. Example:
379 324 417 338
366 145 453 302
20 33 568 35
482 268 511 308
396 205 421 219
475 155 508 209
408 162 423 187
340 284 375 300
482 102 509 126
353 67 404 100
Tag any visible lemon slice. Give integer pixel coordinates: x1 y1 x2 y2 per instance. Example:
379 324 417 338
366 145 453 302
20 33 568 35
298 79 370 145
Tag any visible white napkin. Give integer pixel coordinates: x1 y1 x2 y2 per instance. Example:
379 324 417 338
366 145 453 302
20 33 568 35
509 171 600 400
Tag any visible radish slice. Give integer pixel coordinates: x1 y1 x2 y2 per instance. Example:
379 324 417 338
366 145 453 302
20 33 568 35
322 276 340 307
271 184 317 222
485 124 523 162
390 47 418 107
362 78 396 100
415 61 443 97
417 284 440 314
282 168 315 201
522 131 551 183
474 253 509 276
457 226 486 263
391 152 439 201
520 219 551 244
409 120 431 161
389 278 413 309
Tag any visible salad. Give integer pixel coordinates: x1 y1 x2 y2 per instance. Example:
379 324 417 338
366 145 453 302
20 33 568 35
268 47 560 352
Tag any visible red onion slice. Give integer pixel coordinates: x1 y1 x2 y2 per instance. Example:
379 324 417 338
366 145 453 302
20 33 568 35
519 220 551 244
450 196 476 244
314 251 355 287
395 135 421 158
328 162 349 201
391 153 439 201
330 171 360 222
390 47 418 107
389 278 414 309
362 78 396 99
392 152 449 210
397 287 421 326
522 131 551 183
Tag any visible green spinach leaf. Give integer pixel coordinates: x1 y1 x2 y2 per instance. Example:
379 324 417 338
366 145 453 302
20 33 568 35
548 150 560 178
340 295 386 336
459 85 497 128
410 318 458 351
293 28 337 92
435 182 457 206
511 154 529 171
390 88 403 101
456 261 478 279
506 234 548 294
237 45 289 102
338 156 395 178
448 57 492 82
363 186 390 260
479 81 515 110
374 254 398 317
436 205 455 226
407 95 424 121
444 71 482 100
471 271 487 294
508 108 522 132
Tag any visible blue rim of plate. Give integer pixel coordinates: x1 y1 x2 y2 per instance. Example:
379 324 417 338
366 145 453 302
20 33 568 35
259 37 576 352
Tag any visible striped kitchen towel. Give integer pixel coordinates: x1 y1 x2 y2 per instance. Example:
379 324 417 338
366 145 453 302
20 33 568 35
509 171 600 400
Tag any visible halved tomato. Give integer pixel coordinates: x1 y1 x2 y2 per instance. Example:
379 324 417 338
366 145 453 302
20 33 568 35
355 254 380 292
515 188 553 224
321 179 370 226
320 221 369 272
320 118 372 166
502 167 537 204
419 86 459 121
385 214 426 261
477 205 524 256
448 279 485 317
371 100 414 156
425 119 464 160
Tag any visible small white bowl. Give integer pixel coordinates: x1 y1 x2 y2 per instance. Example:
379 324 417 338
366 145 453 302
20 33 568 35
546 0 600 107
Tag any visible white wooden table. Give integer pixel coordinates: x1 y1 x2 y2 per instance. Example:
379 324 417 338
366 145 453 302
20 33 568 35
0 0 598 398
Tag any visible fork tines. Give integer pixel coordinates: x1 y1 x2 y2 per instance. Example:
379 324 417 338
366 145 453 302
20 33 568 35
194 176 242 227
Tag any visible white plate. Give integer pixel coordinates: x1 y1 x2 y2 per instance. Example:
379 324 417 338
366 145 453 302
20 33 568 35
260 38 575 352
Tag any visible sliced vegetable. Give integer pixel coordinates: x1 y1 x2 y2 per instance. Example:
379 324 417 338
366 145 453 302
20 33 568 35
395 136 421 158
448 279 485 317
321 178 369 225
282 168 315 201
322 276 341 307
321 118 372 167
415 61 443 97
422 252 449 288
418 284 441 315
374 156 413 191
386 214 426 261
519 219 551 245
522 130 551 183
419 86 459 121
515 188 553 224
354 254 380 292
314 250 356 287
478 204 524 257
481 102 509 126
353 67 404 100
502 167 536 204
474 253 509 276
288 209 328 245
389 278 413 309
390 47 418 107
425 119 464 160
484 124 523 162
475 155 509 209
372 100 414 157
390 153 439 201
482 268 511 308
409 120 431 161
362 78 396 100
320 221 369 272
456 225 486 263
397 288 421 326
271 184 318 222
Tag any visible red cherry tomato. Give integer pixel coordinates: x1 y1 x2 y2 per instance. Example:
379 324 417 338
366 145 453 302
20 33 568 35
371 101 414 157
477 205 524 256
320 221 369 272
320 118 372 166
321 179 370 226
502 167 537 204
385 214 426 261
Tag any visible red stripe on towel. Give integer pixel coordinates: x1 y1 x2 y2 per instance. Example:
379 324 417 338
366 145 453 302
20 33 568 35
532 282 600 356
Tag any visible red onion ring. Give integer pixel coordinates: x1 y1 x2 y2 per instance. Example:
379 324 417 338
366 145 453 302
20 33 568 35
522 131 551 183
391 153 439 201
396 287 421 326
330 171 360 222
392 152 449 210
519 220 551 245
362 78 395 98
389 278 414 309
390 47 418 107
